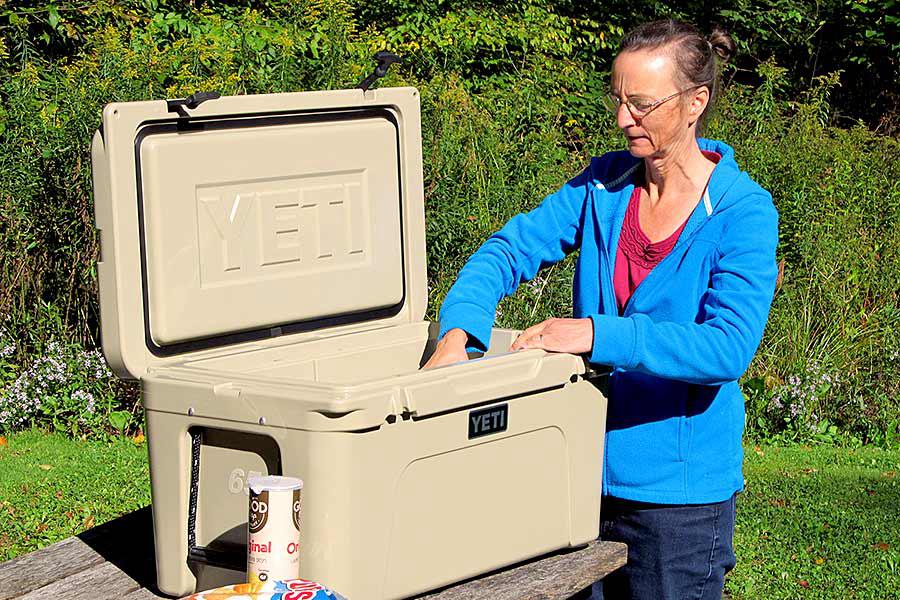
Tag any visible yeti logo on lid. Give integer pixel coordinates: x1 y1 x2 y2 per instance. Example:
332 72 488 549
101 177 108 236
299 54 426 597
249 490 269 533
292 489 302 531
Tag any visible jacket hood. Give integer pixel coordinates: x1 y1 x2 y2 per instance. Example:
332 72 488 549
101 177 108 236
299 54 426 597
589 138 766 216
698 138 761 214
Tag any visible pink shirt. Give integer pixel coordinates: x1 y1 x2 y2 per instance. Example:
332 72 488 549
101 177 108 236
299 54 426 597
613 152 721 314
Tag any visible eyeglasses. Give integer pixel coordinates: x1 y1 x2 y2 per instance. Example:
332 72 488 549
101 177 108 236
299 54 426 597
603 85 701 118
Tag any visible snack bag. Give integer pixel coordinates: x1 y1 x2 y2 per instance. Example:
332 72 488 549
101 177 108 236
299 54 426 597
181 578 348 600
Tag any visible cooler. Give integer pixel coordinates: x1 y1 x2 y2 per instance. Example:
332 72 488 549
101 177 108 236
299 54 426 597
91 85 609 599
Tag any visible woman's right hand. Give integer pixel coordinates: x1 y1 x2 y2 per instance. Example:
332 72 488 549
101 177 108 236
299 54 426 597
422 328 470 370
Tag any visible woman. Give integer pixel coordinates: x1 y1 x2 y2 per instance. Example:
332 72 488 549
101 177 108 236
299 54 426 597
423 20 779 600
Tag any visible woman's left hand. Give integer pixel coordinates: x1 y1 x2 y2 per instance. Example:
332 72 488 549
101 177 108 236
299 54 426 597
509 317 594 354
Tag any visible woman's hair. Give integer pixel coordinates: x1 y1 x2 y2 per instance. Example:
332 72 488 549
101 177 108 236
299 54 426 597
619 20 736 134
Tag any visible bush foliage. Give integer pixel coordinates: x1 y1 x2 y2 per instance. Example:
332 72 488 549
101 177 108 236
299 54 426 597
0 1 897 442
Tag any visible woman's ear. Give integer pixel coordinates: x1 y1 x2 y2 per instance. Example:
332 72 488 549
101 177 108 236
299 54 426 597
687 86 710 125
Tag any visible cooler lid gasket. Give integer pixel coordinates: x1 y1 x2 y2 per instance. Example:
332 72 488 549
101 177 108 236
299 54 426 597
133 108 407 357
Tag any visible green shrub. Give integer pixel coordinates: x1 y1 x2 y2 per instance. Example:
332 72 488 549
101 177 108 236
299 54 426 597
712 66 900 443
0 304 135 437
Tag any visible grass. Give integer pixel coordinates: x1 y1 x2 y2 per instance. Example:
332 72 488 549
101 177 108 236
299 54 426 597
0 430 897 598
728 445 900 599
0 429 151 562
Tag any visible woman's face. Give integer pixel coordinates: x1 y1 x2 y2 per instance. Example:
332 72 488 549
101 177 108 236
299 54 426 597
610 48 707 158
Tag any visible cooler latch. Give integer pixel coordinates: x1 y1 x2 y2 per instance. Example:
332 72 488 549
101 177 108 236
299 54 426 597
580 357 612 381
356 51 402 92
166 91 221 116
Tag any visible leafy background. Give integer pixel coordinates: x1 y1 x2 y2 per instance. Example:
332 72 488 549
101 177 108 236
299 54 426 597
0 0 898 445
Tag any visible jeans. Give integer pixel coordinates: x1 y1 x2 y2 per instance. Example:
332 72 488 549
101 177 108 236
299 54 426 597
572 493 737 600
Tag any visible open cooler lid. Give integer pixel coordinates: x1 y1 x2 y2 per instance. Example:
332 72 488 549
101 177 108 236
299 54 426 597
92 87 426 379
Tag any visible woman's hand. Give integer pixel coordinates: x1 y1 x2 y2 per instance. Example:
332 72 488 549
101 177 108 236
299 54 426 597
422 328 470 370
509 317 594 354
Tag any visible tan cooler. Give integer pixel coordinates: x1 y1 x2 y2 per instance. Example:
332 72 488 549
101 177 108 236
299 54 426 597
91 86 609 599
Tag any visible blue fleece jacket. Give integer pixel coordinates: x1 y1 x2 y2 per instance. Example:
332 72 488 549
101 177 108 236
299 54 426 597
437 139 779 504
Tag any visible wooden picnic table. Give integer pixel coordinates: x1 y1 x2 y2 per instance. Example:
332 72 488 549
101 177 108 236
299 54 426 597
0 507 626 600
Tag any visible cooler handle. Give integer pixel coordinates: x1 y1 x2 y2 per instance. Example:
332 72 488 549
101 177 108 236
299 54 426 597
402 352 586 417
186 429 270 573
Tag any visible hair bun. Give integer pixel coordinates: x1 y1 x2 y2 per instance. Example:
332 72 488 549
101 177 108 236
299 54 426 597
708 26 736 63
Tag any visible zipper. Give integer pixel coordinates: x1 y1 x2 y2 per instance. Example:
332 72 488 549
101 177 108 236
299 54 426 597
622 224 704 317
620 186 717 317
598 236 617 317
596 194 638 315
620 221 710 317
592 187 621 318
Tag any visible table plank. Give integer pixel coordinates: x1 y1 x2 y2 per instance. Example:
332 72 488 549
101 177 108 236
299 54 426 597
121 587 169 600
416 541 627 600
0 507 625 600
14 561 141 600
0 537 105 600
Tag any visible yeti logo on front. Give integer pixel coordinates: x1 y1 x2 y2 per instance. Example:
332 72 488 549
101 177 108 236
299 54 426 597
468 403 508 439
196 171 368 286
